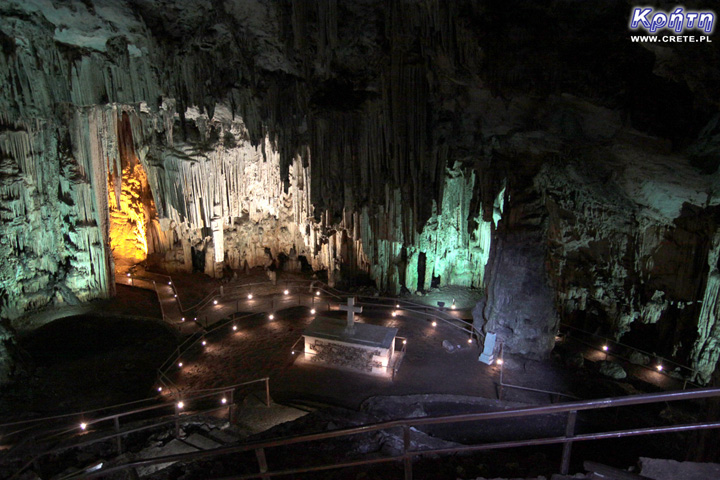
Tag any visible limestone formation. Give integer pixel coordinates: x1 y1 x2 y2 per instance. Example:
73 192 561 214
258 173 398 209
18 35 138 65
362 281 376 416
2 0 720 385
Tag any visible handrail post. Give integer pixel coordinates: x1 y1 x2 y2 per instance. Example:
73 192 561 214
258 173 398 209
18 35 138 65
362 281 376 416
403 424 412 480
560 410 578 475
255 447 270 480
174 403 181 438
114 416 122 454
228 389 235 423
265 377 271 407
498 343 505 401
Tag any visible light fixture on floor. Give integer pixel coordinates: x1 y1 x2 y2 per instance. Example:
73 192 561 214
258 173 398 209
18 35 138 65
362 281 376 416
178 361 183 367
177 401 184 409
248 293 253 299
284 289 289 295
213 299 218 305
221 397 227 405
310 308 316 314
432 321 437 327
269 314 275 320
80 422 87 431
232 325 237 331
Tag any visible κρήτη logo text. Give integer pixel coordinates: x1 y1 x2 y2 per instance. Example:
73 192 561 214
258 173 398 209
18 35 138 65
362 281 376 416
630 6 715 34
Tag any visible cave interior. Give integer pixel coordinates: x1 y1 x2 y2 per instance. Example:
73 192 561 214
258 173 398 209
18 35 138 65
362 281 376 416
2 0 720 478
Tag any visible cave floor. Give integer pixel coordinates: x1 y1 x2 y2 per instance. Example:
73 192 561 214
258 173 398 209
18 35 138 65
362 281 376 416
2 269 690 429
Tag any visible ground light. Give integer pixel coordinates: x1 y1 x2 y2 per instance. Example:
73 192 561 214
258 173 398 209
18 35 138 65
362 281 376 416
392 311 397 317
496 358 504 365
232 325 237 331
284 289 289 295
80 422 87 430
432 321 437 327
126 273 131 277
181 317 185 322
202 340 207 346
269 314 275 320
221 397 227 405
316 291 320 296
213 299 218 305
310 308 316 314
178 361 183 367
403 339 407 345
157 386 162 392
657 364 663 371
177 401 184 409
467 338 472 344
248 293 253 299
168 281 172 285
602 345 609 351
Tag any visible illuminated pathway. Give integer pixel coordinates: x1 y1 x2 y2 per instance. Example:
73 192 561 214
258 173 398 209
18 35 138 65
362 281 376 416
140 278 576 409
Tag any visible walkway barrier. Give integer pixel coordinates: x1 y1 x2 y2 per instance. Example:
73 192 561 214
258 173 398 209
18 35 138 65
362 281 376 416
77 387 720 480
6 379 270 480
558 323 700 389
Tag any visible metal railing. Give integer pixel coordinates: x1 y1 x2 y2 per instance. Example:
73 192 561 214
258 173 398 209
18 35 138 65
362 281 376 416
79 387 720 479
496 342 579 402
559 323 700 389
6 379 271 480
154 285 480 394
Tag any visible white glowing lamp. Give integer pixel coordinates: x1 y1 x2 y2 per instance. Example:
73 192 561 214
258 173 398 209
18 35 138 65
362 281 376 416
202 340 207 346
157 386 163 392
168 281 172 285
269 314 275 320
213 299 218 305
80 422 87 430
178 361 183 367
602 345 609 352
396 303 400 308
392 311 397 317
432 321 437 327
310 308 316 314
402 339 407 345
496 358 504 366
316 291 320 296
221 397 227 405
232 325 237 331
248 293 253 299
656 364 663 371
177 401 184 409
284 289 289 295
174 294 177 298
467 338 473 344
181 317 185 322
126 273 131 277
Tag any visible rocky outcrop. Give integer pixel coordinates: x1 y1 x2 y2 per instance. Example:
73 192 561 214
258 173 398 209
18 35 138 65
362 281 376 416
2 0 720 383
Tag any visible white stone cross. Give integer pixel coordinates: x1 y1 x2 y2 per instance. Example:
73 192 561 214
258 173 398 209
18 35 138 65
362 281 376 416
339 297 363 334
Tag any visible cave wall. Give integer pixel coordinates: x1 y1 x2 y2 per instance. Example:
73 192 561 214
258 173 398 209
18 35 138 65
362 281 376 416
2 0 720 384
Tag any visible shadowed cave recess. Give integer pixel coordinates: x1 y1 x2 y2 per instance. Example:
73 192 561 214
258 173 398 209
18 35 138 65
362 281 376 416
2 0 720 430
